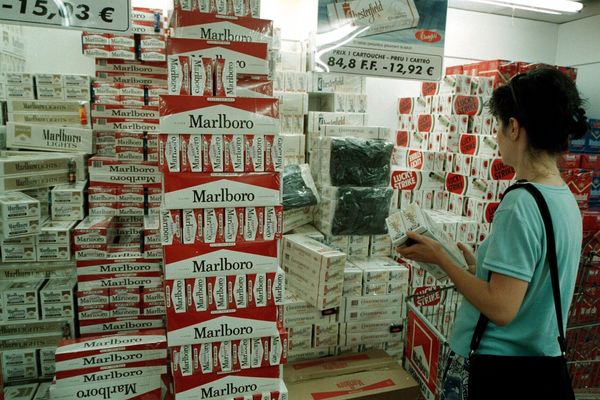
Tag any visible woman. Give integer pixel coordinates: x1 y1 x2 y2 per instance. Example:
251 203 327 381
397 67 590 399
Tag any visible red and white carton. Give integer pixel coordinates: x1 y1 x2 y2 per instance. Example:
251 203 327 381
96 71 167 86
143 287 166 303
110 287 142 303
163 240 279 279
51 375 162 400
82 32 112 45
95 59 168 75
264 135 283 172
484 158 516 181
167 37 269 76
140 35 167 49
75 257 162 275
83 44 111 58
459 134 499 157
465 198 500 223
55 359 166 386
89 172 161 188
203 208 225 243
160 95 279 135
165 269 285 314
244 206 283 242
77 289 110 306
168 55 191 95
92 104 160 119
78 316 165 336
191 57 214 96
160 209 182 245
73 216 114 245
120 85 145 97
215 58 237 97
223 134 245 172
397 96 431 115
182 209 203 244
237 76 273 98
171 330 287 376
390 170 446 191
179 134 203 173
54 330 167 372
142 301 166 316
111 46 136 61
92 82 121 96
92 117 160 133
111 302 142 318
77 272 164 291
79 304 111 320
203 134 225 172
162 172 281 209
224 207 245 243
158 134 181 173
581 154 600 171
172 365 281 400
170 9 273 44
245 134 265 172
141 48 167 62
88 157 161 176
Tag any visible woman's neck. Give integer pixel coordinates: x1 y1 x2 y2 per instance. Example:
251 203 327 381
515 152 563 185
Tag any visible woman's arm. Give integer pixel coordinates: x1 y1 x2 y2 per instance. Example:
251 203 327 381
398 232 528 326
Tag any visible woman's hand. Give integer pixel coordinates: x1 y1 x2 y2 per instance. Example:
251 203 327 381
396 231 451 266
457 242 477 274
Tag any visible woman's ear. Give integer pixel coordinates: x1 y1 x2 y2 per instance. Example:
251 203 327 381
508 117 521 141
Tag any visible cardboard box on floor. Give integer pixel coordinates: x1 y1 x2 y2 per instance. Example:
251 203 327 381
284 350 419 400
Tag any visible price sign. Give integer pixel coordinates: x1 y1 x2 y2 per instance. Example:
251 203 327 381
0 0 130 32
320 45 442 80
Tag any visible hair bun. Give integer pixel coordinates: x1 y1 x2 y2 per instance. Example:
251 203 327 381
570 107 590 140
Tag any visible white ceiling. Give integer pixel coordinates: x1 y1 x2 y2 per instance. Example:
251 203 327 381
448 0 600 23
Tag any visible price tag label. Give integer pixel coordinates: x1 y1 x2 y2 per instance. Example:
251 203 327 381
0 0 130 32
319 45 442 81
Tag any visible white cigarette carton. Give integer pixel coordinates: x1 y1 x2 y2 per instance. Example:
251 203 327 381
3 383 39 400
36 85 64 100
51 181 87 204
390 169 446 191
0 192 40 219
308 72 366 94
7 123 94 154
0 217 41 239
3 280 44 306
37 243 71 261
40 278 75 305
386 203 468 279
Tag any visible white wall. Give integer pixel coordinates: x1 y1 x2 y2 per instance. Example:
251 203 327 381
556 15 600 118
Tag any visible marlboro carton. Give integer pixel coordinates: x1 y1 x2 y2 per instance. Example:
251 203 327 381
165 269 285 315
92 105 160 120
92 117 159 132
159 95 278 135
110 287 141 303
78 316 165 336
172 365 281 400
161 209 182 245
168 55 191 95
96 72 168 87
214 58 237 97
223 134 245 172
203 208 225 243
55 360 166 388
54 330 167 371
162 172 281 209
75 258 162 276
203 134 225 172
244 134 265 172
191 57 214 97
82 32 112 45
166 304 284 346
77 289 110 306
163 240 279 279
0 192 39 220
171 330 287 377
171 9 273 44
37 220 76 245
7 123 94 154
158 134 181 173
73 217 114 245
95 59 168 75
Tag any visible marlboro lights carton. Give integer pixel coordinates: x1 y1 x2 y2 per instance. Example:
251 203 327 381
165 269 285 314
163 240 279 279
167 38 269 77
162 172 281 209
170 9 273 44
159 95 279 135
166 302 284 345
171 330 287 376
172 365 281 400
54 330 167 372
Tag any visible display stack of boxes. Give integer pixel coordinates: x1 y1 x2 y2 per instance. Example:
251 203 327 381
49 330 168 400
159 2 289 398
82 7 167 61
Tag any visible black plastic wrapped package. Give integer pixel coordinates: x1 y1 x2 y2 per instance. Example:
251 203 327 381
282 164 320 210
327 137 393 187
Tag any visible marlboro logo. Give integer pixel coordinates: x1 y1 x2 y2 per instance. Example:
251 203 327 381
200 383 258 399
234 275 246 307
173 280 186 313
193 278 207 311
83 369 143 383
193 188 255 203
180 345 193 376
75 383 138 399
199 28 252 42
102 320 154 331
255 274 266 306
189 114 254 129
214 276 227 309
43 128 82 143
82 352 143 366
264 207 275 240
193 258 253 273
194 324 253 340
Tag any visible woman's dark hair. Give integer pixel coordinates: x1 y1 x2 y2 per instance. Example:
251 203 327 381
488 67 590 154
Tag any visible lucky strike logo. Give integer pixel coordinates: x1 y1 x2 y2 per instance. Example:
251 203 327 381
459 135 477 155
485 202 500 223
408 150 424 170
445 173 466 194
391 171 418 190
417 114 433 133
396 131 409 147
490 159 515 180
399 98 413 114
453 96 481 116
415 30 442 43
421 82 438 96
414 286 443 307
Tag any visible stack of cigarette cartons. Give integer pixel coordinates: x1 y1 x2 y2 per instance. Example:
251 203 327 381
82 7 167 61
50 181 87 221
281 234 346 311
33 74 91 101
73 216 166 336
4 73 34 100
50 330 168 400
161 14 289 398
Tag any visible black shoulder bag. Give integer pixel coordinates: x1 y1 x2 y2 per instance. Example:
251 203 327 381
468 183 575 400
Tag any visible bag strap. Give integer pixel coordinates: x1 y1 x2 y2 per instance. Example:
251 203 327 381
470 182 568 356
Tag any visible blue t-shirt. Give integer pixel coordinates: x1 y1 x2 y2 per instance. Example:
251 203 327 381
449 183 582 357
